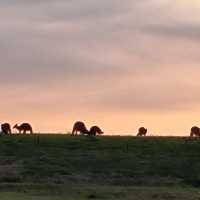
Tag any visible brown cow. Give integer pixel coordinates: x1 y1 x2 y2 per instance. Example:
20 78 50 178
1 123 11 134
137 127 147 136
190 126 200 137
72 121 89 135
13 123 33 134
89 126 104 136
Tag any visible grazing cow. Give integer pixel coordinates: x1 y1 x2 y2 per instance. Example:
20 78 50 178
1 123 11 134
13 123 33 134
89 126 104 136
137 127 147 136
72 121 89 135
190 126 200 137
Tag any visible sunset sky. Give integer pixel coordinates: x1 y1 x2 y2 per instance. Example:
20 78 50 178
1 1 200 135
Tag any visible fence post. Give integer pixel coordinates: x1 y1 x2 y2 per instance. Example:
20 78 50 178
37 134 40 145
127 143 129 152
34 134 40 145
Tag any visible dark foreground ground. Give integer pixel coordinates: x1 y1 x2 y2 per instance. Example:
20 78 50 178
0 134 200 199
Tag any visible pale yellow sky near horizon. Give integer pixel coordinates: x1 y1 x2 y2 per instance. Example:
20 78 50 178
0 1 200 135
3 110 199 136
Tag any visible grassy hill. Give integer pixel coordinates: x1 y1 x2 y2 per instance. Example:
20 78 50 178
0 134 200 199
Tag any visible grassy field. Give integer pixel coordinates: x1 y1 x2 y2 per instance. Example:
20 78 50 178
0 184 200 200
0 134 200 199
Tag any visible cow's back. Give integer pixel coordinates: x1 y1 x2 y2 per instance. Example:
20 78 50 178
20 123 32 130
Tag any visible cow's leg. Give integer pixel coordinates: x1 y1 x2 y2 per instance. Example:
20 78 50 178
190 131 194 137
72 128 75 136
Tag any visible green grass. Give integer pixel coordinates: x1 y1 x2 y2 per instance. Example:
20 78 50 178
0 184 199 200
0 134 200 199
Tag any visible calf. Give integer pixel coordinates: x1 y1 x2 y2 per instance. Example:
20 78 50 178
89 126 104 136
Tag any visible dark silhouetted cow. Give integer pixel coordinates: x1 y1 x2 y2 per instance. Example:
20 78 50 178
89 126 104 136
1 123 11 134
72 121 89 135
13 123 33 134
190 126 200 137
137 127 147 136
